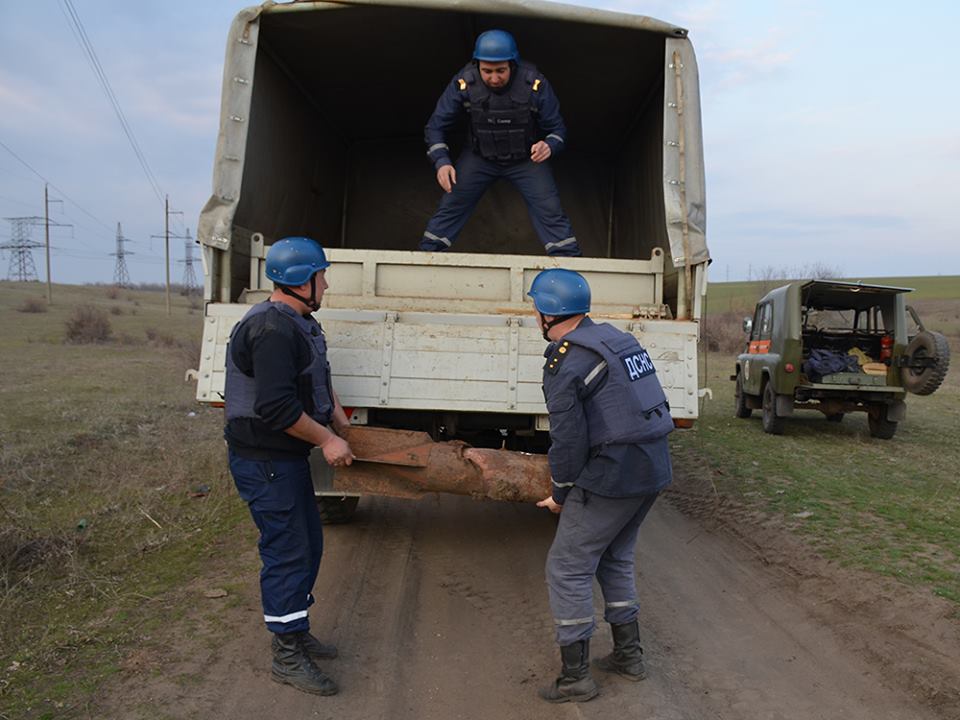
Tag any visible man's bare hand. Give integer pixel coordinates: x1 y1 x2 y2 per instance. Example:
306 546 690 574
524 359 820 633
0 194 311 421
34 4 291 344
530 141 552 163
536 495 562 514
321 435 354 467
436 164 457 193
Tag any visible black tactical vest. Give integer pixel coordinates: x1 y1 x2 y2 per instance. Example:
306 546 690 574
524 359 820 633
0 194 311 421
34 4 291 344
224 302 334 426
564 322 674 447
460 61 539 162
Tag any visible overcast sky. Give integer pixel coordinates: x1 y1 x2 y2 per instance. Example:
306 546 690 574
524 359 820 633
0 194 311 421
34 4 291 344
1 0 958 285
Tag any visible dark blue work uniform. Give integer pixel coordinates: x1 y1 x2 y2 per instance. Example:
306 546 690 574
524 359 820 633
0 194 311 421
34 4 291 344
420 61 581 256
542 318 673 646
224 301 334 635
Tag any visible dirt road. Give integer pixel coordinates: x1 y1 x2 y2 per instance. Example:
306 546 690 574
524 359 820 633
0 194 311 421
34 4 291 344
100 489 960 719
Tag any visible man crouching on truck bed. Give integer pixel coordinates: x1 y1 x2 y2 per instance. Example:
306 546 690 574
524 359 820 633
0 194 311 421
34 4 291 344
224 236 355 696
419 29 581 257
529 269 673 703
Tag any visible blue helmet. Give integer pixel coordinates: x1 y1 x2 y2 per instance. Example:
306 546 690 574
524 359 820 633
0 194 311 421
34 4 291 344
473 30 519 62
265 236 330 286
527 269 591 315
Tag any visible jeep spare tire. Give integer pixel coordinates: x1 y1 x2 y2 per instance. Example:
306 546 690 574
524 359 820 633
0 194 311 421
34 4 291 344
902 331 950 396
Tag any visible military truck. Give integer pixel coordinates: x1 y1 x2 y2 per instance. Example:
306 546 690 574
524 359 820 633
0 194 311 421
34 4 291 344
193 0 711 516
733 280 950 438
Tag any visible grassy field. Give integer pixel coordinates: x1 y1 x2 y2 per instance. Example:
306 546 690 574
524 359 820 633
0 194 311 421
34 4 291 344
0 281 247 719
0 277 956 716
673 275 960 605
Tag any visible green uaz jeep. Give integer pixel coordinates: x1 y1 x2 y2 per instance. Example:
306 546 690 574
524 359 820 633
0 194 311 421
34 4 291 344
732 280 950 439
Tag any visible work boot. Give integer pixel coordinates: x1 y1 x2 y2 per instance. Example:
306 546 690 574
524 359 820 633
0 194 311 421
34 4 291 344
296 632 338 660
271 632 339 696
593 621 646 681
538 640 599 703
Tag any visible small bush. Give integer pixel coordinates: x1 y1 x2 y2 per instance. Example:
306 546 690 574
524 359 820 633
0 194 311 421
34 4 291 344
105 287 120 300
65 305 113 344
145 327 177 347
109 306 124 316
16 297 47 314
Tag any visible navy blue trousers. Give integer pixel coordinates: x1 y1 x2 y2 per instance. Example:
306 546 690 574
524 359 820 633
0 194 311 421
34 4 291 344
420 151 581 256
229 450 323 634
545 488 659 646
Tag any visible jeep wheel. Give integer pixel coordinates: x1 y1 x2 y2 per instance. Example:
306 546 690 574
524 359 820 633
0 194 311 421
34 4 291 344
317 495 359 524
761 382 785 435
867 404 898 440
902 331 950 396
734 373 752 418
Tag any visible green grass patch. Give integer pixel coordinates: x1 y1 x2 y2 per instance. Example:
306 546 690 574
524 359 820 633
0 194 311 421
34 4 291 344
0 281 249 719
673 341 960 605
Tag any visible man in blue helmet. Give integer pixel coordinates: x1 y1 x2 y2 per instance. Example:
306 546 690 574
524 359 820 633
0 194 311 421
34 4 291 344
224 236 355 696
419 29 581 257
527 268 674 703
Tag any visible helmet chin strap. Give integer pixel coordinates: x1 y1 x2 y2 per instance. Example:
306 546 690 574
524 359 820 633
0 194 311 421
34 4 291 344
280 274 320 313
539 312 568 342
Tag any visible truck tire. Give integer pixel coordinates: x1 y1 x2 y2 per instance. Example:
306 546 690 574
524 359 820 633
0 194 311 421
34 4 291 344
867 404 898 440
902 331 950 396
317 495 359 524
761 382 785 435
734 373 752 418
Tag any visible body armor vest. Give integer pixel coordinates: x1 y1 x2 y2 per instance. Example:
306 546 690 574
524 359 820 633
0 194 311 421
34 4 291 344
564 322 674 447
461 61 539 162
225 302 334 425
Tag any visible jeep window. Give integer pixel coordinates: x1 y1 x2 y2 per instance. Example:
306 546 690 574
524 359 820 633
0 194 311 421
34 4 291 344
758 303 773 340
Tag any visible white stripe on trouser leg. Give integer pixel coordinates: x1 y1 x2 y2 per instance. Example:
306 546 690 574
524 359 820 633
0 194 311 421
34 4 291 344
605 600 637 609
423 231 451 247
544 237 578 251
264 609 309 624
555 616 594 626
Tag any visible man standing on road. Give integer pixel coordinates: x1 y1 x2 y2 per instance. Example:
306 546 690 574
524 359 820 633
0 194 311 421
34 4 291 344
224 236 355 696
528 268 674 703
419 29 581 257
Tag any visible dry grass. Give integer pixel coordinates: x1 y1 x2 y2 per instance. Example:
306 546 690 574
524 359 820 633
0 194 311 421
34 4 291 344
0 280 242 716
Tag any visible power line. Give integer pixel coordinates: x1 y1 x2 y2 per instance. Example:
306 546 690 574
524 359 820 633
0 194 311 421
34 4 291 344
0 138 115 236
58 0 165 204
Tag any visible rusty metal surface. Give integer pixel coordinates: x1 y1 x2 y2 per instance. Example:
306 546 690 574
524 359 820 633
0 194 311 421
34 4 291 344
328 426 552 503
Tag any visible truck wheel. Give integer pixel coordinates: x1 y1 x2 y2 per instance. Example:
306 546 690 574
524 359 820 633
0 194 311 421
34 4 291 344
734 373 752 418
902 331 950 396
761 382 785 435
317 495 359 524
867 404 898 440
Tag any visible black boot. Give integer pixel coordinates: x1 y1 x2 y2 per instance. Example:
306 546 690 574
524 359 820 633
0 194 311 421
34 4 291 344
298 632 338 660
271 632 339 696
538 640 599 703
593 621 646 681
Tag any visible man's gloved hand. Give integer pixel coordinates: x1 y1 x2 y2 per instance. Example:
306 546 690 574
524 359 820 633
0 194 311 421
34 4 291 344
436 164 457 193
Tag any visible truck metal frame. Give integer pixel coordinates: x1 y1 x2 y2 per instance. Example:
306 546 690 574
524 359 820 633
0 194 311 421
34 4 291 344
194 0 712 508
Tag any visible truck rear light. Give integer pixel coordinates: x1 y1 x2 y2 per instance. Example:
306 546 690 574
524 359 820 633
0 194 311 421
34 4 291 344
784 363 795 373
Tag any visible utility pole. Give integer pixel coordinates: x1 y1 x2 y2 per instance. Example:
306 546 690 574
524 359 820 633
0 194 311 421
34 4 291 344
153 195 183 315
111 222 133 287
42 184 65 304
